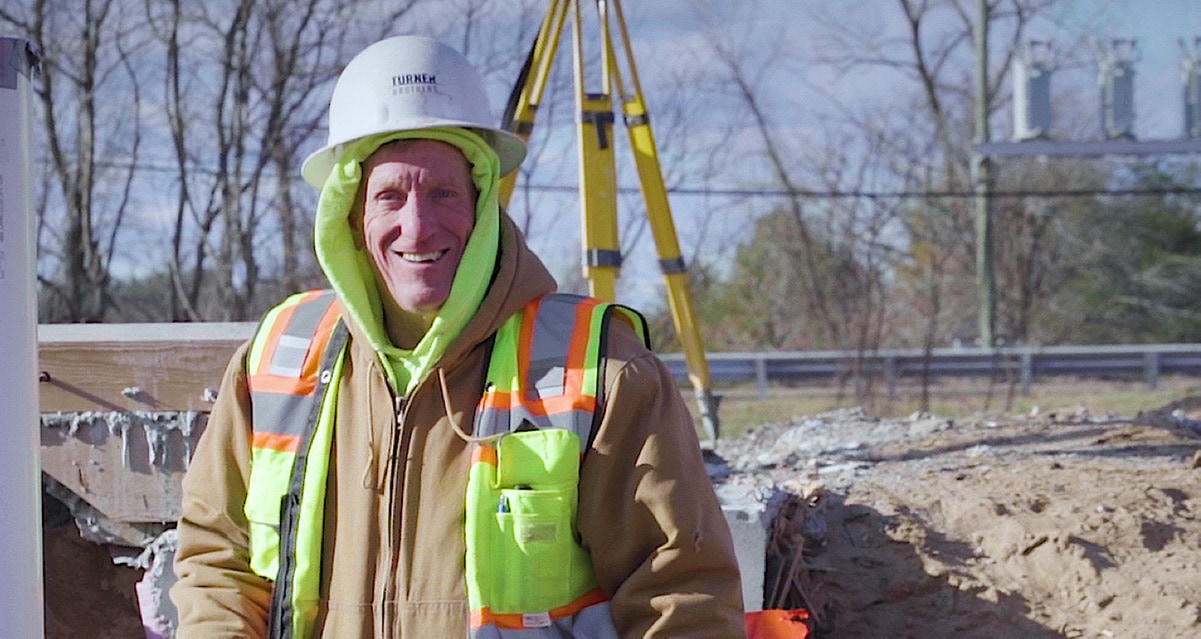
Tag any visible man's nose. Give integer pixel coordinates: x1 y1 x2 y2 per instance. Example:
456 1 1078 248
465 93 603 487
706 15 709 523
398 195 436 236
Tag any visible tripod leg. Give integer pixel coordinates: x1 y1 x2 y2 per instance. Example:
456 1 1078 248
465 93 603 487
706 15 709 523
626 111 720 441
572 0 621 300
499 0 570 208
607 0 720 440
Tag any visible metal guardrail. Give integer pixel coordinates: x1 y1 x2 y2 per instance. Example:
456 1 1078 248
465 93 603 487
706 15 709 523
658 343 1201 397
36 323 1201 398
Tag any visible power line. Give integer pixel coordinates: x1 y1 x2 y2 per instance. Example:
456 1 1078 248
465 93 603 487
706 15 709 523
66 158 1201 200
524 183 1201 199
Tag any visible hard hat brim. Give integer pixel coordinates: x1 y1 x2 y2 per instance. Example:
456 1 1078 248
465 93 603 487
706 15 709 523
300 122 527 189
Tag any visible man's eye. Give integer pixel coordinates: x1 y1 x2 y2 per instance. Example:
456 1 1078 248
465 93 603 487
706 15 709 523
377 190 405 203
431 188 455 199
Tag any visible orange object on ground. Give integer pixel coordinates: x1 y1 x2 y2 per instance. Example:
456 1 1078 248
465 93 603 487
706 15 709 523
745 609 810 638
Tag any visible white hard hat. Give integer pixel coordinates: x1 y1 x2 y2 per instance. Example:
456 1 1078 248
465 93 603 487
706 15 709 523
301 35 527 188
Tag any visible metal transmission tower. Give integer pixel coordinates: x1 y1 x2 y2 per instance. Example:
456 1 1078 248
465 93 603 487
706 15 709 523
976 31 1201 350
497 0 721 440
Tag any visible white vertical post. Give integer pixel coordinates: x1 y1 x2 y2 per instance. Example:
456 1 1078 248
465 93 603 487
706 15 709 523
0 36 45 639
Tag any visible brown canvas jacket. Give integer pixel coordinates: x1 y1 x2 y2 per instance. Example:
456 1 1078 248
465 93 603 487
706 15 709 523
171 215 746 637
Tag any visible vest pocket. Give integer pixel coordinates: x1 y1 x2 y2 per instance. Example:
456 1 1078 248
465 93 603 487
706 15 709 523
246 447 296 580
494 487 574 605
484 430 584 613
247 521 281 580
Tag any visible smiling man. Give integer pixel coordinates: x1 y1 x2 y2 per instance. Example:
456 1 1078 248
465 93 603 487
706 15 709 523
359 139 479 348
171 36 745 639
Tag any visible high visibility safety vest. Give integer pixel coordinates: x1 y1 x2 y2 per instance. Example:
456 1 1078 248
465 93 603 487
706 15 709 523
244 290 346 639
243 290 648 639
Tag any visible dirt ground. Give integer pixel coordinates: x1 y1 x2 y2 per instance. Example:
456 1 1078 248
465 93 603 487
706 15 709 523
40 395 1201 638
43 522 145 638
715 399 1201 638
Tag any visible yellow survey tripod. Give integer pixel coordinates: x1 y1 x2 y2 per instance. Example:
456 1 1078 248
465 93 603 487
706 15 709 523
498 0 720 439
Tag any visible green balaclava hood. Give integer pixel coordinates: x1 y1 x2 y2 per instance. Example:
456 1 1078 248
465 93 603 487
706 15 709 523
313 128 502 395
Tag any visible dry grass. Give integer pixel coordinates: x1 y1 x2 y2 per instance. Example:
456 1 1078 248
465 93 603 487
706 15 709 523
687 375 1201 440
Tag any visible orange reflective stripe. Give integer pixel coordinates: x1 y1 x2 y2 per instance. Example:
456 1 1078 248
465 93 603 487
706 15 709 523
516 300 539 398
299 299 342 383
479 390 597 416
297 289 330 305
563 297 599 398
472 445 498 466
252 431 301 453
247 374 317 396
470 588 609 630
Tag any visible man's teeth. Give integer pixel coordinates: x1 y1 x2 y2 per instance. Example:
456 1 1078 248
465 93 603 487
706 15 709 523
401 250 444 263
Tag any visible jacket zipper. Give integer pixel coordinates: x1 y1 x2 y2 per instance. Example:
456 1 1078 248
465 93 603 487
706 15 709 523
381 393 406 639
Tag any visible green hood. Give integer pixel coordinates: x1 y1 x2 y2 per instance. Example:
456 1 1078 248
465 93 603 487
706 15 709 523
313 128 502 395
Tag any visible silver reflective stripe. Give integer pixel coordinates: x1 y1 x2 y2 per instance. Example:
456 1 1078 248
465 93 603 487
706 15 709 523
282 292 335 340
528 294 578 384
476 406 593 450
268 334 312 378
527 295 582 392
471 602 618 639
265 291 336 377
529 362 565 392
251 391 317 438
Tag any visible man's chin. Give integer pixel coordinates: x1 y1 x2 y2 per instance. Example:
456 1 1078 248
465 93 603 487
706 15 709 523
391 292 449 318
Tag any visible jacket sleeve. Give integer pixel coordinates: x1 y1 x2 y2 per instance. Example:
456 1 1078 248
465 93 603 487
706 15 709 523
171 342 273 638
578 324 747 638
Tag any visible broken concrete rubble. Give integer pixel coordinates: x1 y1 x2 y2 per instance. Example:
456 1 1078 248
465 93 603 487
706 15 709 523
114 530 179 639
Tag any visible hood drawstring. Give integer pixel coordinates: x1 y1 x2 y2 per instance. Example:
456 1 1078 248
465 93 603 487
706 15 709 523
361 421 377 491
361 361 380 491
438 368 505 445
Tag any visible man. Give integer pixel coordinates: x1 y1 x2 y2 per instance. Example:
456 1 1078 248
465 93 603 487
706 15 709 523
171 35 745 638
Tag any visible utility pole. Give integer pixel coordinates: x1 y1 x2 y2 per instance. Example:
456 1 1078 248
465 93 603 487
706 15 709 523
974 0 996 348
0 36 46 639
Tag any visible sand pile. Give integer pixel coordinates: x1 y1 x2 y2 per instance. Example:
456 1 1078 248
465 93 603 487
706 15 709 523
715 404 1201 638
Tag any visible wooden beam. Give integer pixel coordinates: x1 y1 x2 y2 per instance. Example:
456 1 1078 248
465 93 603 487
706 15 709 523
37 323 256 529
38 323 255 413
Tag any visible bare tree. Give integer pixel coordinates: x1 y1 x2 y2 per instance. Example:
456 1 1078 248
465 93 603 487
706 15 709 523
809 0 1060 347
145 0 429 320
693 6 902 366
3 0 148 322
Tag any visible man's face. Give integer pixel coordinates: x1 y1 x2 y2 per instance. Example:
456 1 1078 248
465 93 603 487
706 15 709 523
360 139 476 315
